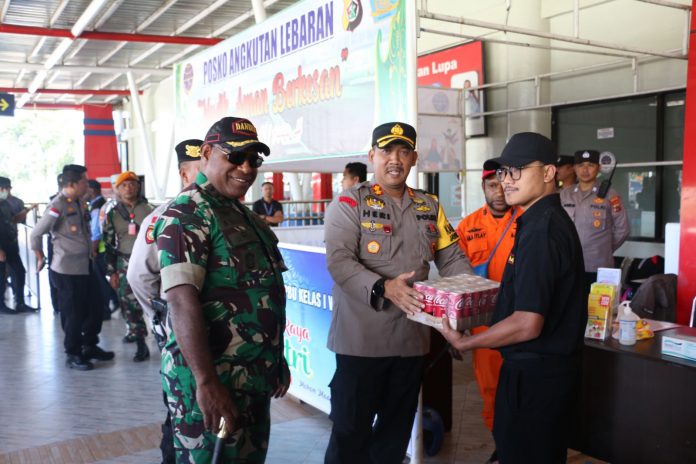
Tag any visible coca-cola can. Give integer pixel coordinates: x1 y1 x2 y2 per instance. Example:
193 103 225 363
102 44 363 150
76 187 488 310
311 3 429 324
430 289 449 317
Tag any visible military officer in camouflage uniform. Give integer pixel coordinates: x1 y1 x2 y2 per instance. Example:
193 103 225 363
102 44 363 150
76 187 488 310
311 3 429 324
323 122 473 463
30 164 114 370
127 139 203 464
102 171 153 361
153 117 290 463
560 149 630 295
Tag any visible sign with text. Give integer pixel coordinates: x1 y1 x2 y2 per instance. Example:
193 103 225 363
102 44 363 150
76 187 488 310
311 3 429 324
0 93 15 117
174 0 414 164
417 41 485 136
279 244 335 413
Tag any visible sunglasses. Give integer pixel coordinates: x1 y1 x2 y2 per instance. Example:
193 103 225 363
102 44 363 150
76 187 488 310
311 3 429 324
214 145 264 168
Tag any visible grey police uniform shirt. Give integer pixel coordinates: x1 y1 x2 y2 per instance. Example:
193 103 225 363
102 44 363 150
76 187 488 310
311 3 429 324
560 182 630 273
324 182 473 357
127 202 168 320
30 192 91 275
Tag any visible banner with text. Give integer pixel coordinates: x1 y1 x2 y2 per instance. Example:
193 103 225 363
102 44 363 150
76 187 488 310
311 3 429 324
174 0 413 164
279 244 334 413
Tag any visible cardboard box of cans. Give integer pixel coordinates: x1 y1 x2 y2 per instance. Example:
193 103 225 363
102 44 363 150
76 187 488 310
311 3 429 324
407 274 500 331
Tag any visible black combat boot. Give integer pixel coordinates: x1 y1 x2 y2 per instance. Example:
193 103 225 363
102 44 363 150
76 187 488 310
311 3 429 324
134 337 150 362
66 354 94 371
82 345 115 361
15 299 38 312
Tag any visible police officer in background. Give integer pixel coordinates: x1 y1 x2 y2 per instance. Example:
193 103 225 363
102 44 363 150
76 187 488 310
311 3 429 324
0 177 37 313
153 118 289 462
555 155 576 190
440 132 587 463
323 122 473 464
30 164 114 370
560 150 630 294
102 171 153 362
127 138 203 464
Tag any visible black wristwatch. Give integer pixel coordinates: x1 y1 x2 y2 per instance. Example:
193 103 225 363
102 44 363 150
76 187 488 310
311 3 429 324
370 278 386 310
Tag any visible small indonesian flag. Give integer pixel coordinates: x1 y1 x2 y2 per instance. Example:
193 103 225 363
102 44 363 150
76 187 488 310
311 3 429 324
48 208 61 218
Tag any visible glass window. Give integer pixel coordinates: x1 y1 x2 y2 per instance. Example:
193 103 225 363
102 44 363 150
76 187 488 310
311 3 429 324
664 92 685 162
555 96 657 164
611 168 656 239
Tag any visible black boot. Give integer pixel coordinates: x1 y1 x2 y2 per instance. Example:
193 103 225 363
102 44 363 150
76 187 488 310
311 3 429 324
134 338 150 362
15 300 38 312
66 354 94 371
83 345 115 361
0 301 16 314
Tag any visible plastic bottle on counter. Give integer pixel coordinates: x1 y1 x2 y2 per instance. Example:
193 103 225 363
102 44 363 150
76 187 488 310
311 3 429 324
618 301 639 346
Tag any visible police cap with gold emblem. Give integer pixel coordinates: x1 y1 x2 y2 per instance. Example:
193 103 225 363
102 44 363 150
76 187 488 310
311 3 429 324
204 117 270 155
574 149 600 164
175 139 204 164
372 122 417 150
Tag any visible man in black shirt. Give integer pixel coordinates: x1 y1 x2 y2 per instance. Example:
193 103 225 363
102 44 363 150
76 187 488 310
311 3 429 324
252 181 284 226
440 132 587 463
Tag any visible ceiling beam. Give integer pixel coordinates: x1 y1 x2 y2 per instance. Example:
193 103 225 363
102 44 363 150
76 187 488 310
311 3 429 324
0 86 141 95
0 61 170 76
0 24 223 45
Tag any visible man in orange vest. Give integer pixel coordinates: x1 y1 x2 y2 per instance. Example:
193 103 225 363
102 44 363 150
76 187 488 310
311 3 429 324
456 159 519 464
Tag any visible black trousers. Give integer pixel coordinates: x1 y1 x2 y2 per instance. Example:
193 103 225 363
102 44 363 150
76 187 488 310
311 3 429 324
52 270 103 356
325 354 425 464
582 272 597 299
493 356 581 464
0 244 26 304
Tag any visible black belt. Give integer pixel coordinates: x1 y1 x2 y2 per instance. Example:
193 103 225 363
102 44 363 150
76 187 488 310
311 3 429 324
504 352 580 363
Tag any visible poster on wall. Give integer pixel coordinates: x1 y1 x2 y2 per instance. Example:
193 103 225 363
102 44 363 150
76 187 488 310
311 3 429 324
279 244 335 414
417 41 486 137
417 87 463 172
174 0 415 165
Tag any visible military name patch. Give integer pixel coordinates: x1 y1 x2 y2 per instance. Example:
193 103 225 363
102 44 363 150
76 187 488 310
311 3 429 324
367 240 380 254
416 214 436 221
339 196 358 208
365 195 385 210
362 210 390 220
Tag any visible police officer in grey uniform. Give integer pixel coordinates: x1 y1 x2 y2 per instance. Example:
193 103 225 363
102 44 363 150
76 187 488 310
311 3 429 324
127 139 202 464
30 164 114 370
323 122 473 464
560 150 630 294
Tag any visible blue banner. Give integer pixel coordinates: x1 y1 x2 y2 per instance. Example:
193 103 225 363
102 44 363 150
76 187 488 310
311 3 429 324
280 244 334 413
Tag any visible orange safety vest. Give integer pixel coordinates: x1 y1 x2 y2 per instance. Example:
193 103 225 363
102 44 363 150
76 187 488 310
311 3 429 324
456 205 519 282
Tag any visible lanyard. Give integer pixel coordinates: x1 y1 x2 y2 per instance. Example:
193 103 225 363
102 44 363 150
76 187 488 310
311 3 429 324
263 201 274 217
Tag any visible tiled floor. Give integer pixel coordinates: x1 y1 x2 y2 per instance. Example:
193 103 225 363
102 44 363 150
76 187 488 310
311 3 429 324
0 283 603 464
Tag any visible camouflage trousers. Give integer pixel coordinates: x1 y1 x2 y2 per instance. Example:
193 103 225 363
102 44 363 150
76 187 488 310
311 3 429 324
163 369 271 463
117 255 147 339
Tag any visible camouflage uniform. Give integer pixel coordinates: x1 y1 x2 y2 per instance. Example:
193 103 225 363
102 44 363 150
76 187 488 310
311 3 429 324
153 172 288 463
102 198 153 338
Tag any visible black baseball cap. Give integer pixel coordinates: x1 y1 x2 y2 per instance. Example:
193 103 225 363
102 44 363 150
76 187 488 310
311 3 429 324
204 117 270 156
574 150 600 164
0 177 10 188
489 132 556 168
175 139 204 164
556 155 574 166
372 122 417 150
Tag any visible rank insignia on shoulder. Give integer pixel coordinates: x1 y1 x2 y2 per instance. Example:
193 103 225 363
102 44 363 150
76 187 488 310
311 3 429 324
145 224 156 244
367 240 380 254
339 196 358 208
415 204 431 212
365 195 385 210
371 184 383 196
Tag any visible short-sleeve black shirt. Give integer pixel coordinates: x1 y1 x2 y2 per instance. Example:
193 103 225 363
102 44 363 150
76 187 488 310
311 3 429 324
492 194 587 358
252 199 283 226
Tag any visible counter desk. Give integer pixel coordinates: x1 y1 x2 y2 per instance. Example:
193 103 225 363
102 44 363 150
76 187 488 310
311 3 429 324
572 327 696 463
